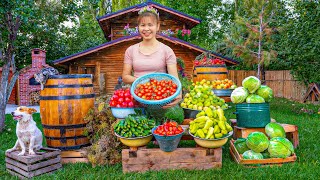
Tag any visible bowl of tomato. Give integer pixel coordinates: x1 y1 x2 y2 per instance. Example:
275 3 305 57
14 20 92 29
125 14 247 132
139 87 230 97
151 121 184 152
131 73 182 108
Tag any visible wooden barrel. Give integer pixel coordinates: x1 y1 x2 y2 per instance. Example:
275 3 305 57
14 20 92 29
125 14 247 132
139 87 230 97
40 74 94 150
193 65 228 82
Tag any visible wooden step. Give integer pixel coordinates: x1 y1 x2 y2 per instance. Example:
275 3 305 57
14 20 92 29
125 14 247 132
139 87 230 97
60 149 88 164
122 147 222 173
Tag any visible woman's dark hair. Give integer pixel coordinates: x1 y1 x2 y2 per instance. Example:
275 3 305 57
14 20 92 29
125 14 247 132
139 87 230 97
137 11 160 24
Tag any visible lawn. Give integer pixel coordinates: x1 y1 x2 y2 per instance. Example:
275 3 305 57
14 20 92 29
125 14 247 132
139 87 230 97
1 98 320 179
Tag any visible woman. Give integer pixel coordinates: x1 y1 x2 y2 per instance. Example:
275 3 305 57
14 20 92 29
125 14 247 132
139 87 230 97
122 6 182 109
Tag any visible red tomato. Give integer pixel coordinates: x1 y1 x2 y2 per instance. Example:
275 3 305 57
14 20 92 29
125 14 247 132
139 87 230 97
118 97 124 103
128 101 134 107
109 100 116 107
112 95 119 101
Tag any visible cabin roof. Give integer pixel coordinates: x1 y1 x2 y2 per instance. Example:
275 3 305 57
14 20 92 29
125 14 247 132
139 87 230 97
53 34 238 65
97 0 201 41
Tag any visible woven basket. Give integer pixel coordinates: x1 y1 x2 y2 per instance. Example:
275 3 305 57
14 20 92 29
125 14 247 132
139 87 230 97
130 73 182 109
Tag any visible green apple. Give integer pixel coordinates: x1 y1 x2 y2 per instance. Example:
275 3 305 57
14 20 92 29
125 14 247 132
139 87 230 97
193 104 198 110
188 104 193 109
180 102 187 108
197 106 203 111
197 102 204 107
192 99 198 104
185 93 190 98
204 101 211 107
198 98 205 103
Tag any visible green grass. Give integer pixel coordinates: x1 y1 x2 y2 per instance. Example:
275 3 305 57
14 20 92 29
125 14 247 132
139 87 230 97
1 98 320 179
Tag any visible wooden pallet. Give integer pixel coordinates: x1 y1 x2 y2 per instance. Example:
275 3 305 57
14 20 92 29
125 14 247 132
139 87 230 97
229 139 297 167
232 123 299 148
5 147 62 179
60 149 88 164
122 146 222 173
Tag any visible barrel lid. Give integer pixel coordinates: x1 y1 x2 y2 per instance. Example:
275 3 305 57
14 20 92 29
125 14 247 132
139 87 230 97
212 89 234 96
194 64 226 68
49 74 93 79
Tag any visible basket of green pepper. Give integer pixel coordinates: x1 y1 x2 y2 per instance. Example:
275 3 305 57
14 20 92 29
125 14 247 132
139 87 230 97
114 115 156 147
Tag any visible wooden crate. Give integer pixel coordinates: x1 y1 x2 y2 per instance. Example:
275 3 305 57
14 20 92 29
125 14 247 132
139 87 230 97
229 139 297 167
60 149 88 164
232 123 299 148
122 146 222 173
5 147 62 179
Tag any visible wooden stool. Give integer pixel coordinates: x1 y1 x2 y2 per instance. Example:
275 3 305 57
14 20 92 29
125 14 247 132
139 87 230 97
5 147 62 179
233 124 299 148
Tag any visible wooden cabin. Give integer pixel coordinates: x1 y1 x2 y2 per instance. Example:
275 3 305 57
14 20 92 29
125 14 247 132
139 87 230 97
53 1 238 95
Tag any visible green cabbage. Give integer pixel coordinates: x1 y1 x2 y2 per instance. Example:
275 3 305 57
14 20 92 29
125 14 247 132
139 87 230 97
256 85 274 102
242 76 261 93
231 87 249 104
246 94 265 103
242 150 264 160
234 138 250 154
261 150 271 159
246 132 269 153
268 137 294 158
265 122 286 138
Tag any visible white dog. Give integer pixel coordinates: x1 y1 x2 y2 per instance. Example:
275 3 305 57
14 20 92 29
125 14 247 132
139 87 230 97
6 106 43 156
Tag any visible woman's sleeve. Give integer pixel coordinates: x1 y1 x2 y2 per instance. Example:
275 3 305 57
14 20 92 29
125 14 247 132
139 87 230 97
124 46 133 65
165 47 177 65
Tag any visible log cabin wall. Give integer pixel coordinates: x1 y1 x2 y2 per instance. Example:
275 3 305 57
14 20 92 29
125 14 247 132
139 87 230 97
66 39 198 95
111 15 185 41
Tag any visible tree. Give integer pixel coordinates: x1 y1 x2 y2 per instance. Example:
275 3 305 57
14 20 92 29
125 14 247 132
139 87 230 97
0 0 31 131
277 1 320 85
225 0 281 80
0 0 81 131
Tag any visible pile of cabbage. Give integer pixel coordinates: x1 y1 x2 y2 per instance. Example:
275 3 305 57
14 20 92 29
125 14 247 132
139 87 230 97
231 76 274 104
234 122 295 160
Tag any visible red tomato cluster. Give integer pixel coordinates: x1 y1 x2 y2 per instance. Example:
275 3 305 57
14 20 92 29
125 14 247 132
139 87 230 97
109 88 140 108
194 57 225 66
134 79 178 100
153 121 184 136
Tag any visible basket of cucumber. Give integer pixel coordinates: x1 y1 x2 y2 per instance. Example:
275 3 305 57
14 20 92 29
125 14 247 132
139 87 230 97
113 115 156 147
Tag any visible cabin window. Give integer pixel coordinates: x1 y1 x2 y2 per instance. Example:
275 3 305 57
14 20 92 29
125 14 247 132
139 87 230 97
80 66 95 82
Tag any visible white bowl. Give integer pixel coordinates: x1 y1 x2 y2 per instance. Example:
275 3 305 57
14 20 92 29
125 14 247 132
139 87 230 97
110 107 144 119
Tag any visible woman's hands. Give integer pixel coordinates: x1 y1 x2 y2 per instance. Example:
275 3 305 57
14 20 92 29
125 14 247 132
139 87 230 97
162 93 182 109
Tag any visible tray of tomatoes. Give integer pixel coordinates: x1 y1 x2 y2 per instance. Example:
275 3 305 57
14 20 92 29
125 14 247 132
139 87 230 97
130 73 182 108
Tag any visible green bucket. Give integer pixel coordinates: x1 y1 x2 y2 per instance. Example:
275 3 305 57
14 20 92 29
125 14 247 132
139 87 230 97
234 103 271 128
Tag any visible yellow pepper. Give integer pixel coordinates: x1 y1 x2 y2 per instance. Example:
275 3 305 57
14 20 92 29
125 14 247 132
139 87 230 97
221 129 228 135
205 127 214 139
196 111 206 118
204 108 214 118
190 124 199 134
203 119 214 130
213 125 220 134
196 129 205 138
218 120 226 131
215 133 223 138
217 108 225 121
193 116 208 123
197 121 206 128
226 123 233 132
